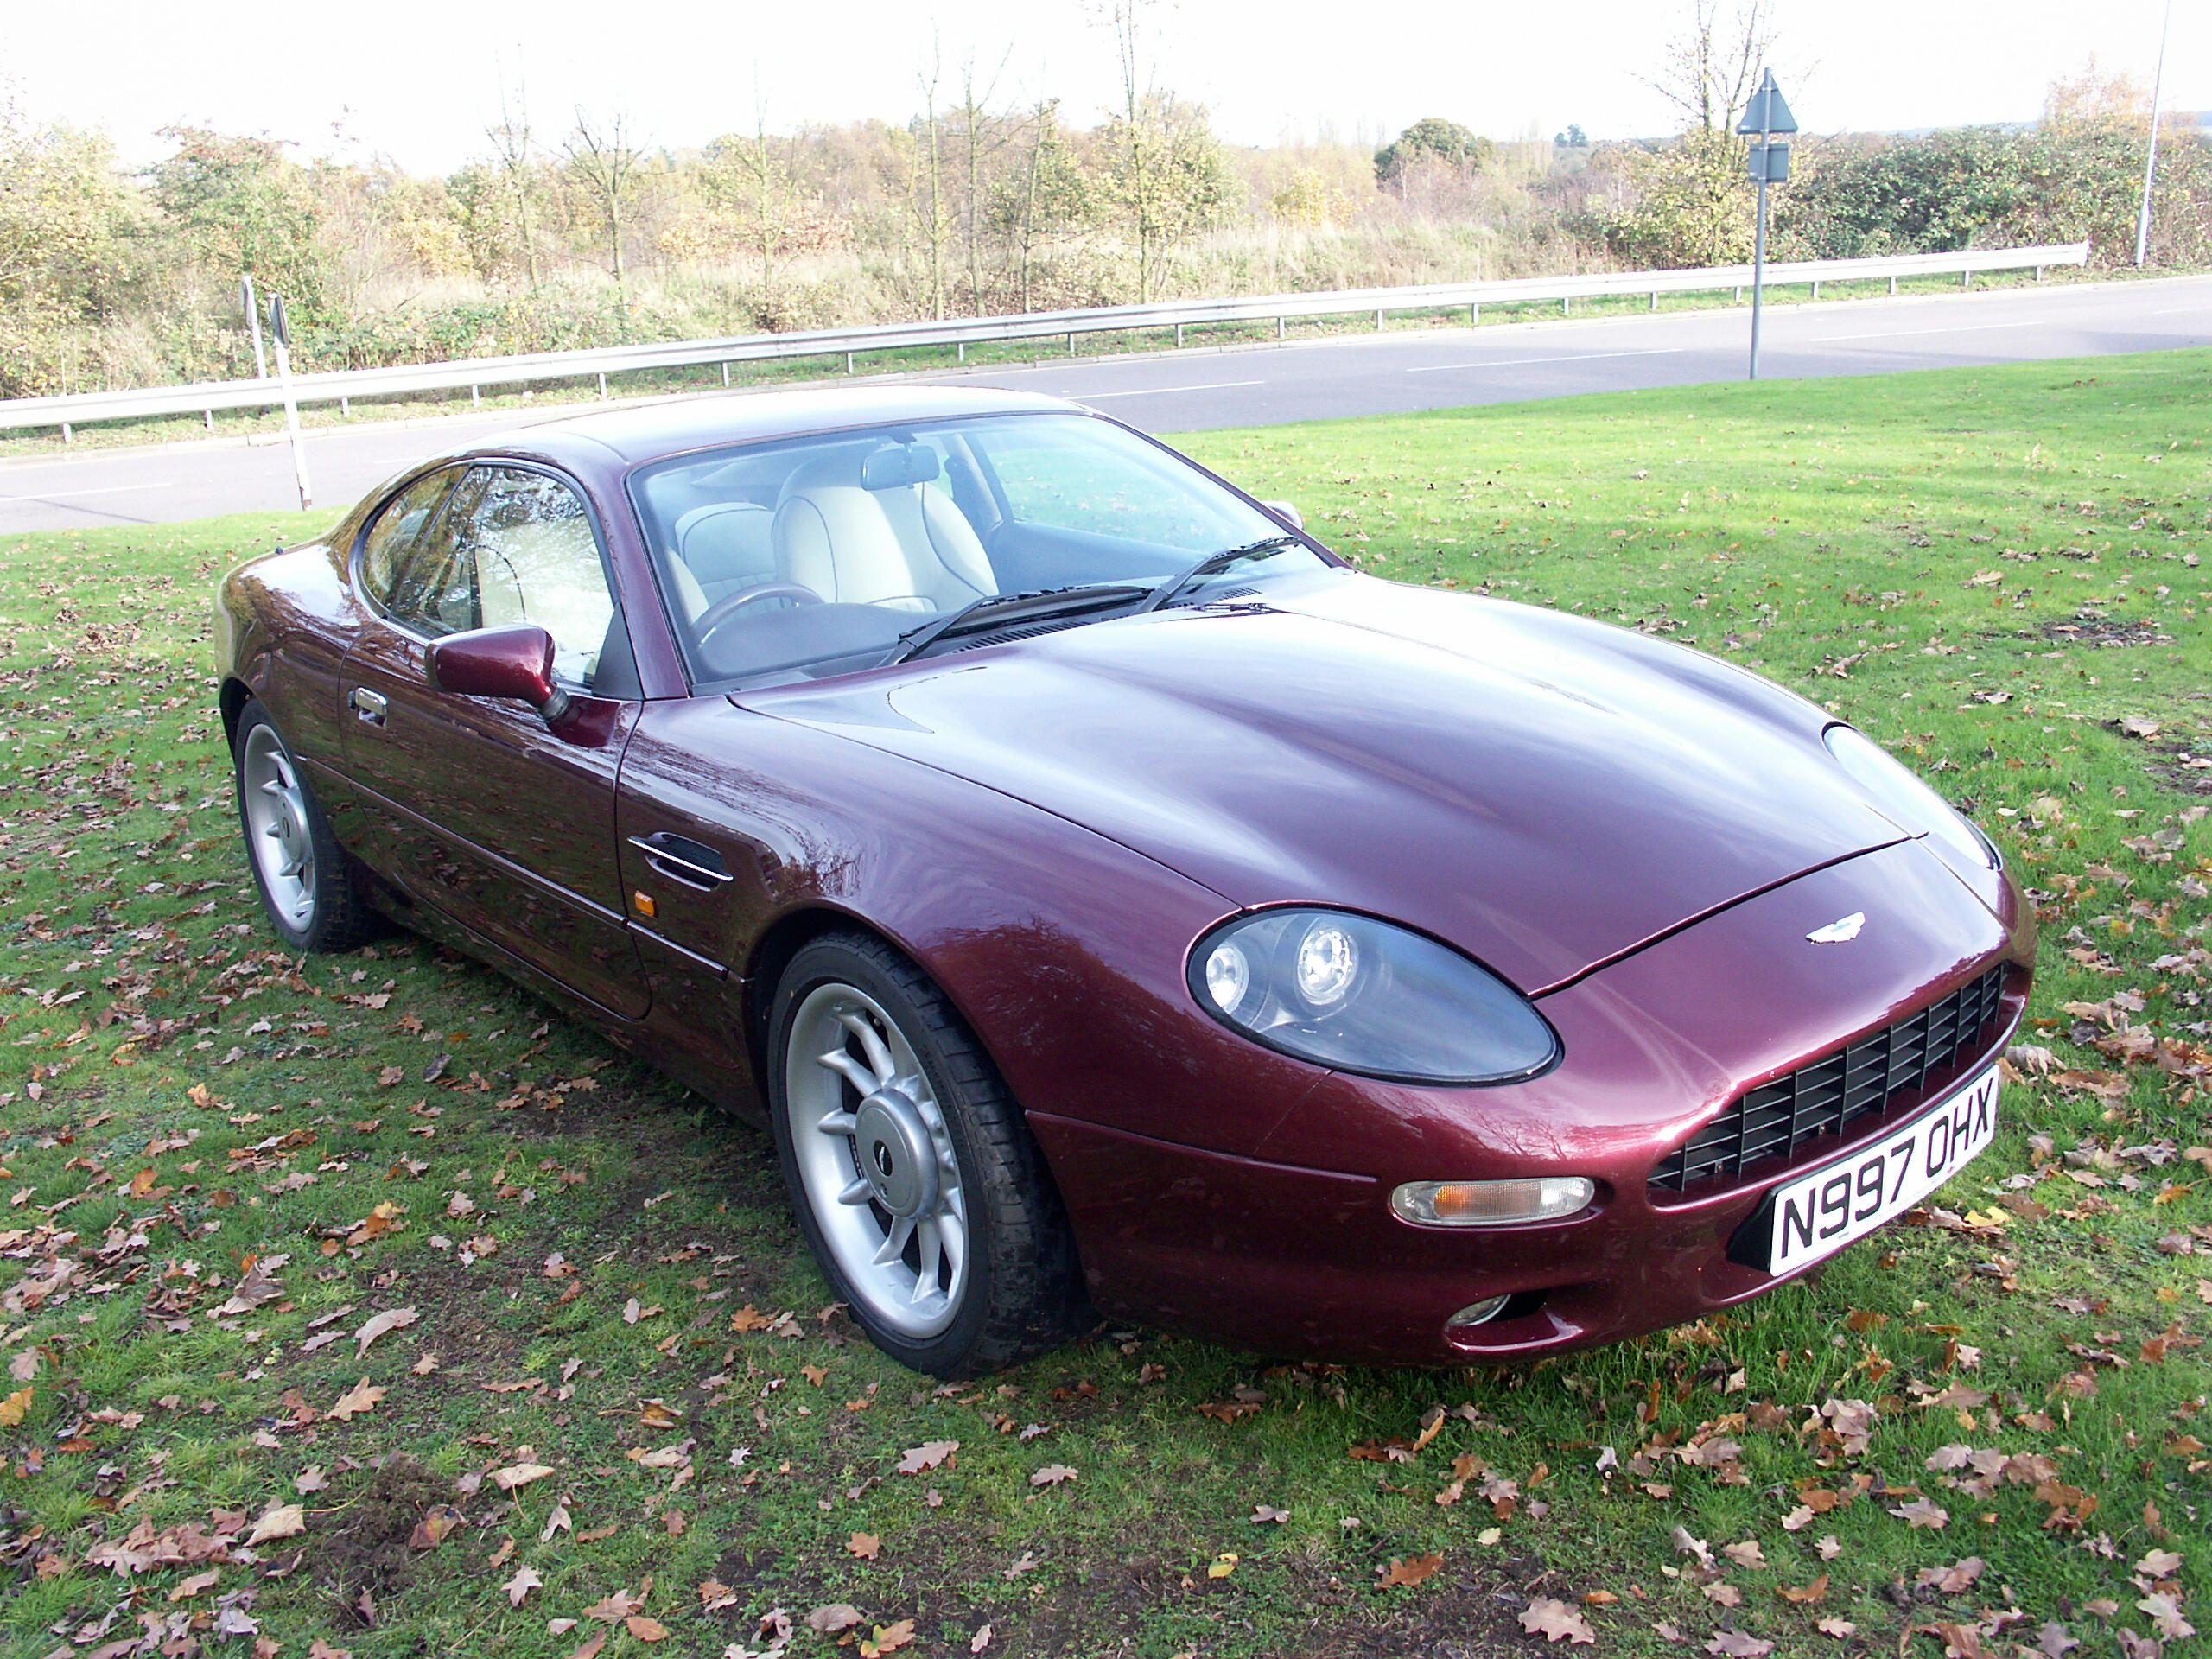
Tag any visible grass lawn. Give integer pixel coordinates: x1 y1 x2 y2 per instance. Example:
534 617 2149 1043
0 351 2207 1659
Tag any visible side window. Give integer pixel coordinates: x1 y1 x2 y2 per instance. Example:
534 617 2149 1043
448 468 617 688
359 468 461 616
380 472 489 639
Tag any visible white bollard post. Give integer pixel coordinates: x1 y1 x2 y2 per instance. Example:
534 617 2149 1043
598 372 607 398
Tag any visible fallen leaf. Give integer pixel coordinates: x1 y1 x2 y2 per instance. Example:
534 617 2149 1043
970 1624 994 1654
897 1440 958 1475
848 1532 882 1560
169 1567 221 1601
1817 1617 1857 1638
1208 1553 1239 1579
408 1505 467 1549
327 1378 385 1420
1378 1551 1444 1588
504 1566 542 1606
1891 1497 1949 1529
582 1590 642 1623
1779 1574 1830 1605
1706 1634 1774 1657
861 1619 916 1657
624 1615 667 1642
1030 1463 1077 1487
563 1637 605 1659
1723 1540 1766 1569
1521 1598 1598 1643
808 1605 864 1634
0 1386 34 1427
491 1462 556 1491
1250 1503 1290 1524
353 1305 419 1357
246 1503 307 1546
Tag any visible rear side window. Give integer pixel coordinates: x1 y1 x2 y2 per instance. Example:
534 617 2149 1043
359 467 461 613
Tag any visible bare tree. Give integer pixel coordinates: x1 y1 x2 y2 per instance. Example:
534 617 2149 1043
955 51 1012 314
487 72 542 289
1643 0 1779 135
706 84 796 301
907 43 953 320
564 109 643 313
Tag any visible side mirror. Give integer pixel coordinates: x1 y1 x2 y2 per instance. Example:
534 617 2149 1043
1259 499 1304 531
425 624 570 722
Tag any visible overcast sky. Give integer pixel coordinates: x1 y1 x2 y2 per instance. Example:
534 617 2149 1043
4 0 2200 172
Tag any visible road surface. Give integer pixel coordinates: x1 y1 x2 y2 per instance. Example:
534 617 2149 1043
3 274 2205 535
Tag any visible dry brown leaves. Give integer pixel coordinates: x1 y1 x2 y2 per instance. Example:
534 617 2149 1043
1521 1598 1596 1643
1376 1551 1444 1588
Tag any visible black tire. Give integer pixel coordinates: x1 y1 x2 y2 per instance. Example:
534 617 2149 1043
766 929 1082 1377
232 698 383 954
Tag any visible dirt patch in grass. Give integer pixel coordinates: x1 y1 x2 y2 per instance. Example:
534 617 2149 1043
310 1454 446 1619
2034 615 2175 647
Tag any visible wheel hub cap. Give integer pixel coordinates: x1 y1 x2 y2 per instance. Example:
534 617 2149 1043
854 1090 937 1218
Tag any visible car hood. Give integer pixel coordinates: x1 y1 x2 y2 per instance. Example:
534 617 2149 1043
742 573 1908 992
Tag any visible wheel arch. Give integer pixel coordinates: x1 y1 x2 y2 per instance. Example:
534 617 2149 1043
219 677 256 753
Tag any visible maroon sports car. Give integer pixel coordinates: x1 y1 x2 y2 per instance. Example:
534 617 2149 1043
216 386 2031 1376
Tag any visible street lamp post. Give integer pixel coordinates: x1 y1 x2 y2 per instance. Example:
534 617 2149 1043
1737 68 1798 382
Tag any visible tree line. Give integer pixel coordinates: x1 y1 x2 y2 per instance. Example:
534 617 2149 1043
0 15 2202 400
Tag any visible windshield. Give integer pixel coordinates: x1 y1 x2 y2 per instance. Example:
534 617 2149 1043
627 411 1325 689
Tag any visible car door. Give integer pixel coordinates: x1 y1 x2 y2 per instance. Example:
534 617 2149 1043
340 462 649 1020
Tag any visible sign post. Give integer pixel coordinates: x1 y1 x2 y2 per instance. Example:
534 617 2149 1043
240 274 270 381
1737 69 1797 382
2135 0 2173 267
268 296 313 511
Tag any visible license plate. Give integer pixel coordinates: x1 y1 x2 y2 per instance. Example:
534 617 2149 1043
1758 1063 2000 1275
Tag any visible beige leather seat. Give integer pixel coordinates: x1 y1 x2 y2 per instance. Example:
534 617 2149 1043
772 454 995 613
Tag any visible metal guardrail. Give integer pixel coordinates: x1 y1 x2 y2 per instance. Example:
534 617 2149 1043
0 244 2090 436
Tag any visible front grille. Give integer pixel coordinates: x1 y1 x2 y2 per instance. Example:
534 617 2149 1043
1649 963 2010 1196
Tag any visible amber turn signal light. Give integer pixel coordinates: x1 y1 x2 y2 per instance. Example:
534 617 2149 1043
632 890 657 918
1389 1177 1594 1228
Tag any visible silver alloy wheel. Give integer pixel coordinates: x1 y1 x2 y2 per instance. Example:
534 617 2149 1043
240 722 316 931
784 981 968 1339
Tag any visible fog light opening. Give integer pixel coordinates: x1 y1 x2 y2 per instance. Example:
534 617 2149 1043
1390 1176 1596 1228
1446 1295 1512 1330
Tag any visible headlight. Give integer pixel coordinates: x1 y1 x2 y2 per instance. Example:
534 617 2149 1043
1188 908 1560 1084
1824 724 2000 870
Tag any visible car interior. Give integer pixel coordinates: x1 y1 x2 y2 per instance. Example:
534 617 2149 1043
629 413 1302 689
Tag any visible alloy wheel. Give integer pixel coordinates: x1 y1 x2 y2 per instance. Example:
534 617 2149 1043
783 981 969 1339
239 722 316 931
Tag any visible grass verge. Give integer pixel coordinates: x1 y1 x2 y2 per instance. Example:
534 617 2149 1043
0 350 2207 1659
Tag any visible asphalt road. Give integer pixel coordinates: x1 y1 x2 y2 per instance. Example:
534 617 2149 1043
3 274 2206 535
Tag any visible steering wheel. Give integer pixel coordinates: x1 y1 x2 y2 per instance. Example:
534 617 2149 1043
693 581 823 639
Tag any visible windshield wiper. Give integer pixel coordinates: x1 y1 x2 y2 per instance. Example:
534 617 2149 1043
884 582 1153 664
1135 537 1306 614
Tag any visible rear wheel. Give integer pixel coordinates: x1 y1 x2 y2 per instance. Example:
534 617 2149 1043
233 699 381 954
767 930 1080 1376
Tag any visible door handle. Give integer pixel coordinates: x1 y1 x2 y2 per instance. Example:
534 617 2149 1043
627 832 733 890
349 686 388 727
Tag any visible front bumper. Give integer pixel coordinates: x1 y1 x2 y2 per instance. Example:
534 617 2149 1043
1033 838 2031 1365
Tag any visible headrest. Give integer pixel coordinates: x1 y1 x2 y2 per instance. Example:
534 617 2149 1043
860 442 942 492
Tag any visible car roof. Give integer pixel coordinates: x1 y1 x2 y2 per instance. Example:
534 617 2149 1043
440 384 1087 472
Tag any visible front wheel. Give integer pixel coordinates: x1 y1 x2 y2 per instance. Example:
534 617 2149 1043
232 699 382 954
766 931 1081 1377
